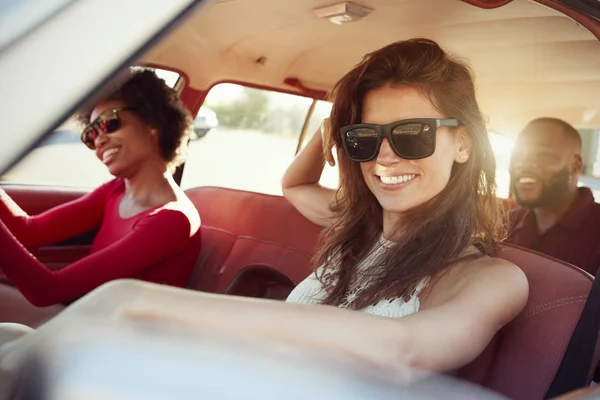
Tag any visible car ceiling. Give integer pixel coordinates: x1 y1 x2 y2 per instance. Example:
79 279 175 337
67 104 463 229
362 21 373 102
142 0 600 137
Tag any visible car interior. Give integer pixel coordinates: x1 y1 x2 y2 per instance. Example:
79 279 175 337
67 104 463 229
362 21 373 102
1 0 600 399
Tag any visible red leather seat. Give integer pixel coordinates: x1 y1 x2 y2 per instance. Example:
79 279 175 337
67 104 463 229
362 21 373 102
1 186 596 400
185 186 322 295
0 186 319 326
186 186 596 400
459 245 593 400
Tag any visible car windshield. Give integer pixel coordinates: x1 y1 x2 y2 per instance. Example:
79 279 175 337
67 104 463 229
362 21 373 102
0 0 76 52
1 1 600 399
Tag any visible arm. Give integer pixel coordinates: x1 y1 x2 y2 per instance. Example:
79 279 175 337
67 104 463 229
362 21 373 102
60 258 527 374
281 124 337 227
0 181 114 248
0 207 196 307
390 259 529 371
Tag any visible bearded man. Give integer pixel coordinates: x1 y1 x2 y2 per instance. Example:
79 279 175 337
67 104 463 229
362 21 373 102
507 118 600 275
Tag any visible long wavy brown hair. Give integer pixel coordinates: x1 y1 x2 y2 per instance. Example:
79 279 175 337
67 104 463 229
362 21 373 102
314 38 506 309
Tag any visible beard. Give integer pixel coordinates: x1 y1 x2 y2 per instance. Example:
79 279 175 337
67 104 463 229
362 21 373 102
512 166 571 208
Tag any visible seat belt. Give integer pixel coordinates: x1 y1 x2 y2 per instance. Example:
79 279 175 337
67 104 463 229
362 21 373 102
546 273 600 398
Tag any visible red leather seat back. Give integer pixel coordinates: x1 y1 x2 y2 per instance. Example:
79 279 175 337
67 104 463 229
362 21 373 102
7 186 592 400
184 187 322 294
225 265 296 300
186 187 597 399
459 245 593 400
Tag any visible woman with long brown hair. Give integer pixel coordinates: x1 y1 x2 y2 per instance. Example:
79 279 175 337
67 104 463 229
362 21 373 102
1 40 526 386
283 37 528 363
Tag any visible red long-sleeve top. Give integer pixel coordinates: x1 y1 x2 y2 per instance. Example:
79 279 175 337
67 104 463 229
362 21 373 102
0 179 201 306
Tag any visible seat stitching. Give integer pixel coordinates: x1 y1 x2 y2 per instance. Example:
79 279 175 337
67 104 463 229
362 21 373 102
512 298 587 324
518 296 587 318
202 225 314 258
521 296 588 316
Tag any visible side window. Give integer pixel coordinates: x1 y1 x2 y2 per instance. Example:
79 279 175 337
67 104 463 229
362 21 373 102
148 68 181 89
181 84 318 195
0 116 114 187
579 128 600 201
489 132 514 199
300 100 338 190
0 67 180 187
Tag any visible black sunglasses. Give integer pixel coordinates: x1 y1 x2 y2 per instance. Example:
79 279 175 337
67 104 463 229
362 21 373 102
340 118 459 162
81 107 135 150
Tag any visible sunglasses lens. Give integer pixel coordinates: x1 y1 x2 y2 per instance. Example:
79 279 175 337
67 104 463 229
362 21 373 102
391 123 435 159
81 127 98 149
101 116 121 134
343 128 379 161
81 112 123 150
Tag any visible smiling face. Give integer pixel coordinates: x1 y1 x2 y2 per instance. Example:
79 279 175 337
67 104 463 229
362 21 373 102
359 86 468 224
89 100 166 177
509 121 582 208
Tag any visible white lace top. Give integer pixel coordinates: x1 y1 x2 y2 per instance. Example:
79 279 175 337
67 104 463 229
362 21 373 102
286 235 429 318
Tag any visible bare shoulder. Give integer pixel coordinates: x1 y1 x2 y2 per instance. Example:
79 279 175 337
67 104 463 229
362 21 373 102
456 255 529 296
424 255 529 312
466 255 526 277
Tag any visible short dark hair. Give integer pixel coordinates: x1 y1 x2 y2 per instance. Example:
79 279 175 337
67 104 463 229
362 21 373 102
527 117 581 152
78 69 193 169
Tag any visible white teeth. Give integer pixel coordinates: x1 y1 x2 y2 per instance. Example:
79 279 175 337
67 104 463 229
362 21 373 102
380 174 416 185
102 148 119 161
519 177 537 184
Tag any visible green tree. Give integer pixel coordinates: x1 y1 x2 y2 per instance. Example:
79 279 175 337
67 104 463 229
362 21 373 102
208 87 270 130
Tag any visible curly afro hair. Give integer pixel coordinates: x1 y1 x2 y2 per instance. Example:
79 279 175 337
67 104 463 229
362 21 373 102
78 69 193 170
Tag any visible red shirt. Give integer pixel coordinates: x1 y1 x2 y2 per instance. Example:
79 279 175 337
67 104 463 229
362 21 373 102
0 179 201 306
506 187 600 275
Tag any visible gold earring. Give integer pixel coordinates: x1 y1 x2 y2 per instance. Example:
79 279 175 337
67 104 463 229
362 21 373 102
460 155 467 160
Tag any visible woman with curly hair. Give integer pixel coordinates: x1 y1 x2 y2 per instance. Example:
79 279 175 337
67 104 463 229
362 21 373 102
0 69 201 307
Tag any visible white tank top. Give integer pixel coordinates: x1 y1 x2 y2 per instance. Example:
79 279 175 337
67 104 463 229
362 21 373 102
286 235 429 318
